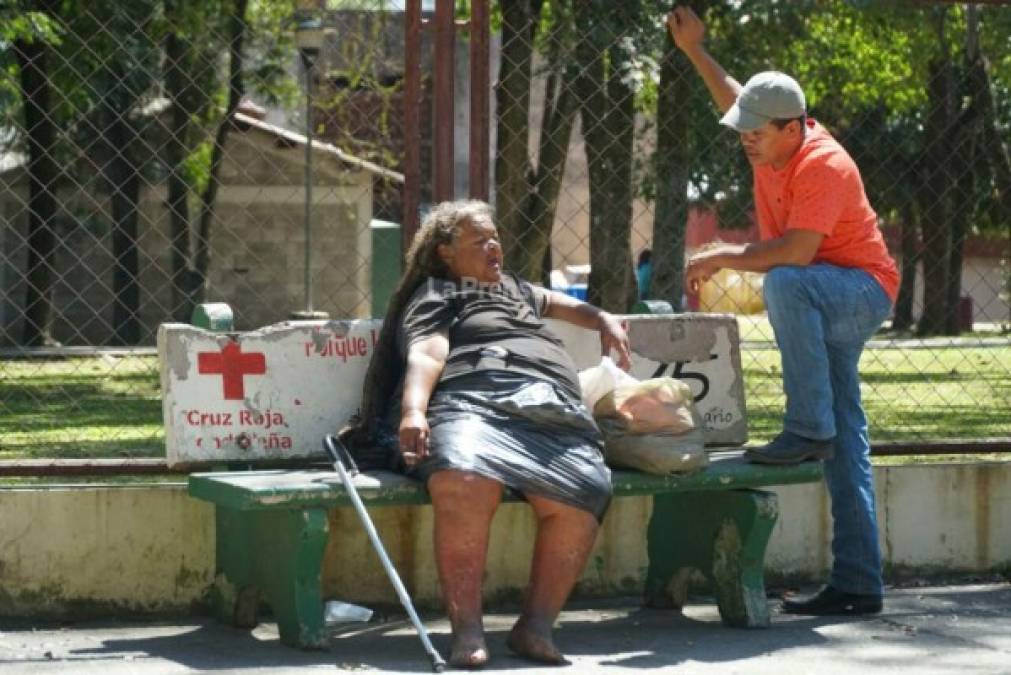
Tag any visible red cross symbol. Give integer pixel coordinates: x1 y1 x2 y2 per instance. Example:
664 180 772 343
197 342 266 400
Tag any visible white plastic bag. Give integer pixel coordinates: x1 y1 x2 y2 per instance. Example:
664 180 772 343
596 414 707 475
577 356 637 411
589 374 708 475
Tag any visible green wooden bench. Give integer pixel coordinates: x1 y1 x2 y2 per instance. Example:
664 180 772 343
188 451 822 649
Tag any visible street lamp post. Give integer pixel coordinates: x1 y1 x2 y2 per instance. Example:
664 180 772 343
294 14 325 319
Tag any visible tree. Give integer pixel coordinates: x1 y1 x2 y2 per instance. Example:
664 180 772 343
916 5 995 336
7 2 164 345
159 0 295 322
70 1 162 345
649 0 707 311
892 193 920 332
966 6 1011 314
0 2 59 127
494 0 578 284
572 1 639 312
161 0 251 322
8 0 61 346
5 0 296 343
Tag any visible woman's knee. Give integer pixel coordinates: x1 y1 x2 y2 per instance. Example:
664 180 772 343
429 470 502 512
527 493 597 528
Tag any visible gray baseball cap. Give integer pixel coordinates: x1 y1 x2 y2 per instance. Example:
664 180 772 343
720 71 806 132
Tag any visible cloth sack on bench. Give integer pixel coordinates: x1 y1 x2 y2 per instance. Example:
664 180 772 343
580 359 707 475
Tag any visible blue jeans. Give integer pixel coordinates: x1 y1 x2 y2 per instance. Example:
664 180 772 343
763 264 893 596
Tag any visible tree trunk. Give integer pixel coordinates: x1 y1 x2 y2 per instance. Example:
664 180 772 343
492 0 574 284
599 43 636 312
943 6 980 336
574 40 606 306
944 126 974 335
966 47 1011 316
575 8 634 312
917 47 954 337
494 0 537 276
193 0 248 309
892 196 919 332
650 36 692 311
14 37 59 347
164 28 194 322
522 63 577 284
106 111 142 345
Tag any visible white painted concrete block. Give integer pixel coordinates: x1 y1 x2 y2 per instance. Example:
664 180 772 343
766 482 831 575
880 463 1011 572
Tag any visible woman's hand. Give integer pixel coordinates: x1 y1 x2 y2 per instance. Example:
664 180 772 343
598 312 632 371
399 409 431 467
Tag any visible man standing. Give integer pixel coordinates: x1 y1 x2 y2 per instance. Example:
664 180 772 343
668 6 899 616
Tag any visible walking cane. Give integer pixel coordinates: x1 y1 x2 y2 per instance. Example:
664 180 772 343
322 435 446 673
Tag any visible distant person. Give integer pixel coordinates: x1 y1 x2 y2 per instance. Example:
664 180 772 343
342 200 630 666
668 6 899 616
636 248 653 301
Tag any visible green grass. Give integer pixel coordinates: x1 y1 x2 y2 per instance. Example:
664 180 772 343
743 345 1011 444
736 315 1011 343
0 356 163 459
1 342 1009 461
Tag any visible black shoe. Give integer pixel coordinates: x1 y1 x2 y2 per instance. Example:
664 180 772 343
745 431 834 465
781 585 882 616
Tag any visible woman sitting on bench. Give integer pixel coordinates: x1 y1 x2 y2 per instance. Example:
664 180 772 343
342 200 630 667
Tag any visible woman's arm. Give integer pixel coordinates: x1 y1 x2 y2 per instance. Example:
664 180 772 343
399 332 449 465
543 291 632 370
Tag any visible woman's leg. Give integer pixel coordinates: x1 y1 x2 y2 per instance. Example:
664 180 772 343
428 470 503 667
508 494 599 664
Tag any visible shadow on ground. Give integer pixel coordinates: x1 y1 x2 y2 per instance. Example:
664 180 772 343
47 598 828 673
3 585 1009 674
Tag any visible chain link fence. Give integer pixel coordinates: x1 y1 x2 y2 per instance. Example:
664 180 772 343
1 0 1009 460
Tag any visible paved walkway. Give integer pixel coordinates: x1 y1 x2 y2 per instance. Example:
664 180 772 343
1 583 1009 674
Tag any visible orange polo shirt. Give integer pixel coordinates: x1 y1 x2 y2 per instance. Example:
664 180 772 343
753 119 899 302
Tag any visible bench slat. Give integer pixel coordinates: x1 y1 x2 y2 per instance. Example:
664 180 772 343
188 451 823 511
610 451 823 495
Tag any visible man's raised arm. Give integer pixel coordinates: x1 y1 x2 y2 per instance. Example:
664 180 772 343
666 6 740 114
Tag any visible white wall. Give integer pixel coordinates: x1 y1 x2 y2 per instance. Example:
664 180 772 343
895 254 1010 326
2 461 1008 616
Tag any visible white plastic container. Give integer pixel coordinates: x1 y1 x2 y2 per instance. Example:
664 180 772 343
323 600 374 624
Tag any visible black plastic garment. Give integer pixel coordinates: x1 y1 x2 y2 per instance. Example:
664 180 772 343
413 369 612 521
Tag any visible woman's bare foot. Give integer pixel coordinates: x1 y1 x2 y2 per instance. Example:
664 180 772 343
449 628 489 669
506 617 564 665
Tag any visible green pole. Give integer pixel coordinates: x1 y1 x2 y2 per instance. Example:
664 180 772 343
371 219 402 318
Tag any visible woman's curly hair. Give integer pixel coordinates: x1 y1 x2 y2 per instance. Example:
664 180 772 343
339 200 493 454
